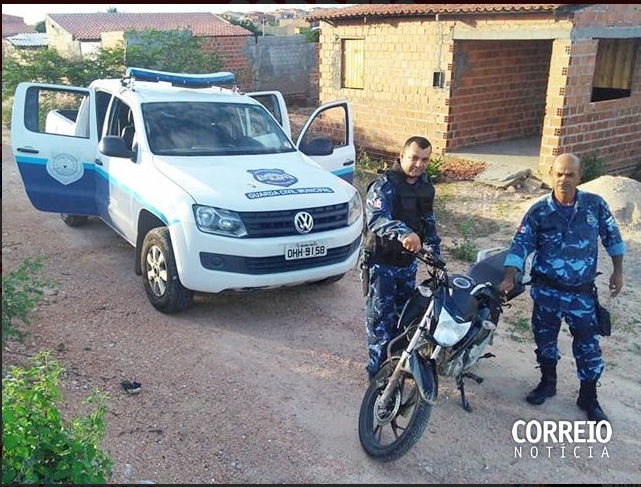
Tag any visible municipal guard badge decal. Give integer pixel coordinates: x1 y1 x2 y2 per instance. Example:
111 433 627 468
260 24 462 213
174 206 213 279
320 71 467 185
46 153 84 185
247 169 298 187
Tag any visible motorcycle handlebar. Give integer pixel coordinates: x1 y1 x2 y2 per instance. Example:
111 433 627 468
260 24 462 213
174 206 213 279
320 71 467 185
415 246 447 270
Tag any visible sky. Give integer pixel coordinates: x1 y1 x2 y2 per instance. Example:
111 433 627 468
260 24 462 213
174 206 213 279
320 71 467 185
3 3 353 26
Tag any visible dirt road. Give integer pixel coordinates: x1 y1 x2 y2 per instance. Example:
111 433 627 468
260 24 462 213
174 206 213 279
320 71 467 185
3 130 640 484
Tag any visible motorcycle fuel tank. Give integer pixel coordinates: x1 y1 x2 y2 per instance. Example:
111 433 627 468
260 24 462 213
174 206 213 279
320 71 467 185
444 274 478 322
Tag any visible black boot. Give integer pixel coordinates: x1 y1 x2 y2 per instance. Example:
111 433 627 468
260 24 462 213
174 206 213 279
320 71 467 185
526 364 557 405
577 380 608 422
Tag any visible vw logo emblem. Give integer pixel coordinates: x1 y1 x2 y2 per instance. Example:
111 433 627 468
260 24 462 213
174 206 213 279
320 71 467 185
294 212 314 234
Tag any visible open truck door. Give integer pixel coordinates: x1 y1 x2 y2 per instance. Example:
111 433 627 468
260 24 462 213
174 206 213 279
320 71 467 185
10 83 99 215
248 92 356 185
296 100 355 184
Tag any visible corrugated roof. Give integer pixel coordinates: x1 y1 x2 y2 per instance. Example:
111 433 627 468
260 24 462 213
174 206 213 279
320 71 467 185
6 33 48 47
47 12 252 41
2 13 38 37
306 4 574 22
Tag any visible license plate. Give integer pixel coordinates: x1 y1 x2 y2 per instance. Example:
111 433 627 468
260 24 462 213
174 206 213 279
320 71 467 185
284 241 327 261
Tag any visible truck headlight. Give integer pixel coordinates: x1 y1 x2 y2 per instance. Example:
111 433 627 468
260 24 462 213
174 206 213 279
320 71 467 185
193 205 248 237
347 193 362 226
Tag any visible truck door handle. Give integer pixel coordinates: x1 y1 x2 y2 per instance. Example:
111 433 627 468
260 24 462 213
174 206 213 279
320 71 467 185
342 160 354 166
16 147 39 154
95 159 103 166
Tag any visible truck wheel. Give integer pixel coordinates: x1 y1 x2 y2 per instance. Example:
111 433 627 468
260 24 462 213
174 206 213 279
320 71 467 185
141 227 193 313
61 214 89 227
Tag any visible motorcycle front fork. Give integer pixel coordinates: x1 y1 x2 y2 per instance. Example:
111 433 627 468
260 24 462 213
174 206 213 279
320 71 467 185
378 316 435 406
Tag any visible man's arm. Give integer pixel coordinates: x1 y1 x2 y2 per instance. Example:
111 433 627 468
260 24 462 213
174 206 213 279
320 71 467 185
609 254 623 297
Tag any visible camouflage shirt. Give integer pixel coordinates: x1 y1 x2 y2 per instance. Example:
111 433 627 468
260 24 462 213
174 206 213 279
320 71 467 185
505 189 625 304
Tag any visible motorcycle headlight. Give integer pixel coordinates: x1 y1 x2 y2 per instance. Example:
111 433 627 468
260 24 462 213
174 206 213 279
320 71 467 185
193 205 248 237
347 193 362 226
432 307 472 347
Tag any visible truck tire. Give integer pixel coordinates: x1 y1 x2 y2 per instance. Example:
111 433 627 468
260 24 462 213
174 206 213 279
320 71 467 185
141 227 193 313
61 214 89 227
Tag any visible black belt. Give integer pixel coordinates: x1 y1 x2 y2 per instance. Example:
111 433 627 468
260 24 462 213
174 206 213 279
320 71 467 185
531 272 594 294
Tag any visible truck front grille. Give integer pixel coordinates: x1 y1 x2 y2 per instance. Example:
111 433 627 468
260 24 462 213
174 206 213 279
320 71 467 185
238 203 348 238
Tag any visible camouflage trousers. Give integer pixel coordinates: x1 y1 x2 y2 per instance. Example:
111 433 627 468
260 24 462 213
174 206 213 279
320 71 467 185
365 261 417 379
531 294 603 382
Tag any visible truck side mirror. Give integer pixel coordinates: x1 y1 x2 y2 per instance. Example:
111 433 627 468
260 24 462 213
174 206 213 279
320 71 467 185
99 135 136 160
300 137 334 156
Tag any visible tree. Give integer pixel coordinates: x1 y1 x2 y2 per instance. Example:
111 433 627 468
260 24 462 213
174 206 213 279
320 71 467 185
226 17 264 37
2 29 225 126
2 29 223 100
2 49 71 100
300 27 320 43
124 29 223 73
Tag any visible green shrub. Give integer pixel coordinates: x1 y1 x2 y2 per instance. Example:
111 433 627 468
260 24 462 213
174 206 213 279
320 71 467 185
2 256 55 347
449 218 479 262
2 351 113 484
581 150 607 183
426 154 444 182
356 147 386 174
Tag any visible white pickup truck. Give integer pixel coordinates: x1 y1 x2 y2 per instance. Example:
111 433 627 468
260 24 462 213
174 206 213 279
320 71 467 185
11 67 362 313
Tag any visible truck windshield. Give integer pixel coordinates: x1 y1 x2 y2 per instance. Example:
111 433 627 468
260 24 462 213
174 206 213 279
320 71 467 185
142 102 296 156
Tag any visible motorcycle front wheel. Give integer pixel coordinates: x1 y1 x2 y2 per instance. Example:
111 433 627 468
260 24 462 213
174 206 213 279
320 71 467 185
358 359 433 462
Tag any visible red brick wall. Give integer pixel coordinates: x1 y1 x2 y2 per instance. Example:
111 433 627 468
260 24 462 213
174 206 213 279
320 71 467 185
447 40 551 149
200 36 254 90
540 38 641 177
317 18 452 165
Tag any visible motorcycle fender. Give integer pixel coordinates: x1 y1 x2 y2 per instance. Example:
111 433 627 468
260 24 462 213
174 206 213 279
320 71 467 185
407 352 438 405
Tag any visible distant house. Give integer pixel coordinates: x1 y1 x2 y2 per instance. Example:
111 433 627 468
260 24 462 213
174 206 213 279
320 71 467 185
2 13 39 57
5 33 48 49
45 12 254 87
307 4 641 181
241 12 276 27
2 13 37 38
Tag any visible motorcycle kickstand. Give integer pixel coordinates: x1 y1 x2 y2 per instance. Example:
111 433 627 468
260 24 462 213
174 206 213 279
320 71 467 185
457 372 485 412
463 371 484 384
456 375 473 413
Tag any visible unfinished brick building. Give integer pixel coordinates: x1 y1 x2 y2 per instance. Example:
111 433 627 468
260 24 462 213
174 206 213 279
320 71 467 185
308 4 641 183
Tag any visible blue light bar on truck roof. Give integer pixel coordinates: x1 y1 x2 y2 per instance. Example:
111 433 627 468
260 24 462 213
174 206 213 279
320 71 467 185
126 67 236 87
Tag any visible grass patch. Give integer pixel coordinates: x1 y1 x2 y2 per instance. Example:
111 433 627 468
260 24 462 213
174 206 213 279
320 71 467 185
504 315 532 343
449 218 479 262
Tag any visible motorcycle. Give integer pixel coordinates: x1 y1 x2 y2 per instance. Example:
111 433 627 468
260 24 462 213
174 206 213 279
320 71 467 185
358 245 529 462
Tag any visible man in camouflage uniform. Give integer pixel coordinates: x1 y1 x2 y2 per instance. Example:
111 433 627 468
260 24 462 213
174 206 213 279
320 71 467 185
363 136 441 380
499 153 625 421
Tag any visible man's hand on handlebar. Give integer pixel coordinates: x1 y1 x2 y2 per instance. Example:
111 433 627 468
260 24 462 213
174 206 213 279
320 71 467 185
499 266 519 298
401 232 422 253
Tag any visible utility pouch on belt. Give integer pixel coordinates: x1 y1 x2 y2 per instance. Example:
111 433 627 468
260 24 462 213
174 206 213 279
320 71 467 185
359 248 372 297
593 285 612 337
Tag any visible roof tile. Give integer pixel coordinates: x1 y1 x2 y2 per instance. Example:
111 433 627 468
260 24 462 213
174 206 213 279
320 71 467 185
47 12 252 40
2 13 38 37
306 4 572 22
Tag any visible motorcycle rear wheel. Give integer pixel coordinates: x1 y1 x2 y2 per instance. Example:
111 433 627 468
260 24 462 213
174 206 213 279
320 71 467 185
358 359 433 462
